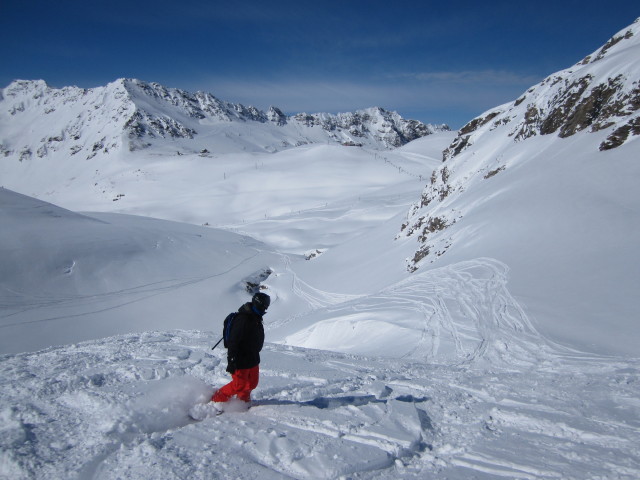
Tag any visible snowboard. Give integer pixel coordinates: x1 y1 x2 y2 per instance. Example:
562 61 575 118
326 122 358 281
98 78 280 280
188 402 224 421
188 397 253 420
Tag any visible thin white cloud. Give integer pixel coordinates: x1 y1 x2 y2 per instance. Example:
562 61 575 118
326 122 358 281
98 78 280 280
187 73 537 118
394 69 542 85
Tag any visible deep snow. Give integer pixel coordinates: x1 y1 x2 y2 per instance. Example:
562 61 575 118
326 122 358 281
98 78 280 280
1 329 638 479
1 132 639 478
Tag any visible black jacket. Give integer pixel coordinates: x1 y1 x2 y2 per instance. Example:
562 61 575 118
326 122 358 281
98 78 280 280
226 302 265 370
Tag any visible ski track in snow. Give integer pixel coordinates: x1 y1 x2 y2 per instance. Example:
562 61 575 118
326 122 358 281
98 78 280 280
3 256 637 479
1 327 638 479
372 257 541 365
285 257 364 311
275 257 564 368
0 251 261 329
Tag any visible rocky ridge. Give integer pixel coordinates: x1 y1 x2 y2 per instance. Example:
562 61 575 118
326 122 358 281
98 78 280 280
402 18 640 272
0 79 448 162
443 18 640 162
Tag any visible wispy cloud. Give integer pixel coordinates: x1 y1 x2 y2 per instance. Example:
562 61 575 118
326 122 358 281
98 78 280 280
180 71 542 128
393 69 542 85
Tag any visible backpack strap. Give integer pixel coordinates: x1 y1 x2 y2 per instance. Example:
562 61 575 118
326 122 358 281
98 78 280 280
223 312 236 347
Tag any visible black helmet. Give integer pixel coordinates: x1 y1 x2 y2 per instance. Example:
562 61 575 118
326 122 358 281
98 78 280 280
252 292 270 313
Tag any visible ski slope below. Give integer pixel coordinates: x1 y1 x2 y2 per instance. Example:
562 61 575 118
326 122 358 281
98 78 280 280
0 134 454 355
0 188 281 354
1 128 639 477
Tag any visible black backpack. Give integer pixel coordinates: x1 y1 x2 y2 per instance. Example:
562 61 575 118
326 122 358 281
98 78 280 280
222 312 236 348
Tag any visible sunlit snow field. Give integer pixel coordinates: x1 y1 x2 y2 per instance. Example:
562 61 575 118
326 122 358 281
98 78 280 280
1 129 639 478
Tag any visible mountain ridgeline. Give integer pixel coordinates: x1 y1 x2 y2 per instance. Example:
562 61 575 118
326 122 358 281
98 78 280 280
0 78 449 161
443 19 640 163
402 17 640 272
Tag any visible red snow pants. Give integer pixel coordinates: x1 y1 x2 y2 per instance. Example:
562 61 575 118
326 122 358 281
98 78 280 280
212 365 259 403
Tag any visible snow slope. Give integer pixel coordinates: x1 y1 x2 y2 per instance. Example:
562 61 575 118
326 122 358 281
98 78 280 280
0 132 454 355
1 330 638 479
0 188 280 354
0 126 454 240
401 19 640 356
0 130 455 355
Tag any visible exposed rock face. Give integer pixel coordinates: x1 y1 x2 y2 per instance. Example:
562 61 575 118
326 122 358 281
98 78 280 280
443 112 499 160
442 18 640 162
267 106 288 126
402 18 640 273
600 116 640 150
0 78 448 162
124 110 197 141
292 107 448 147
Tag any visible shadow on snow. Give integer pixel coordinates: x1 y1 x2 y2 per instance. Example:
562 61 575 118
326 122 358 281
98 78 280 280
254 394 429 410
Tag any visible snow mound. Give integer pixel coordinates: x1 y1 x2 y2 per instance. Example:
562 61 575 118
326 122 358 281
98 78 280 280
0 188 279 354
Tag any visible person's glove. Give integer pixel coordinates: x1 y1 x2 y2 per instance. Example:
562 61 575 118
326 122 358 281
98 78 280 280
226 357 236 374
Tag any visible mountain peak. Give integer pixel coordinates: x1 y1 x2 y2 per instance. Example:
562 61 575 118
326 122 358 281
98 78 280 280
577 17 639 66
442 19 640 162
402 18 640 274
0 78 448 161
3 79 50 98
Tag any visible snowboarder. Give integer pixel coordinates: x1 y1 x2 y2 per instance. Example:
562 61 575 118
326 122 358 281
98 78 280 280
211 292 270 407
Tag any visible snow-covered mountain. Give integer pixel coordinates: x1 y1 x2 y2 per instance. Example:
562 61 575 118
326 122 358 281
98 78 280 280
1 18 640 480
399 18 640 355
441 18 639 161
0 78 448 163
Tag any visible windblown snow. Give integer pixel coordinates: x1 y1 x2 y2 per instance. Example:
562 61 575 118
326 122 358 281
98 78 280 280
1 18 639 480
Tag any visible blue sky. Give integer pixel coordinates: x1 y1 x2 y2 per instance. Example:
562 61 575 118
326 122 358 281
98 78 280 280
1 0 637 128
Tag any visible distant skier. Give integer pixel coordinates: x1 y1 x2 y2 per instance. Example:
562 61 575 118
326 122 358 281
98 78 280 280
212 292 270 407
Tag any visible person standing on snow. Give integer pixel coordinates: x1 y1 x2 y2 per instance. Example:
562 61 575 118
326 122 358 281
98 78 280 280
212 292 270 405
